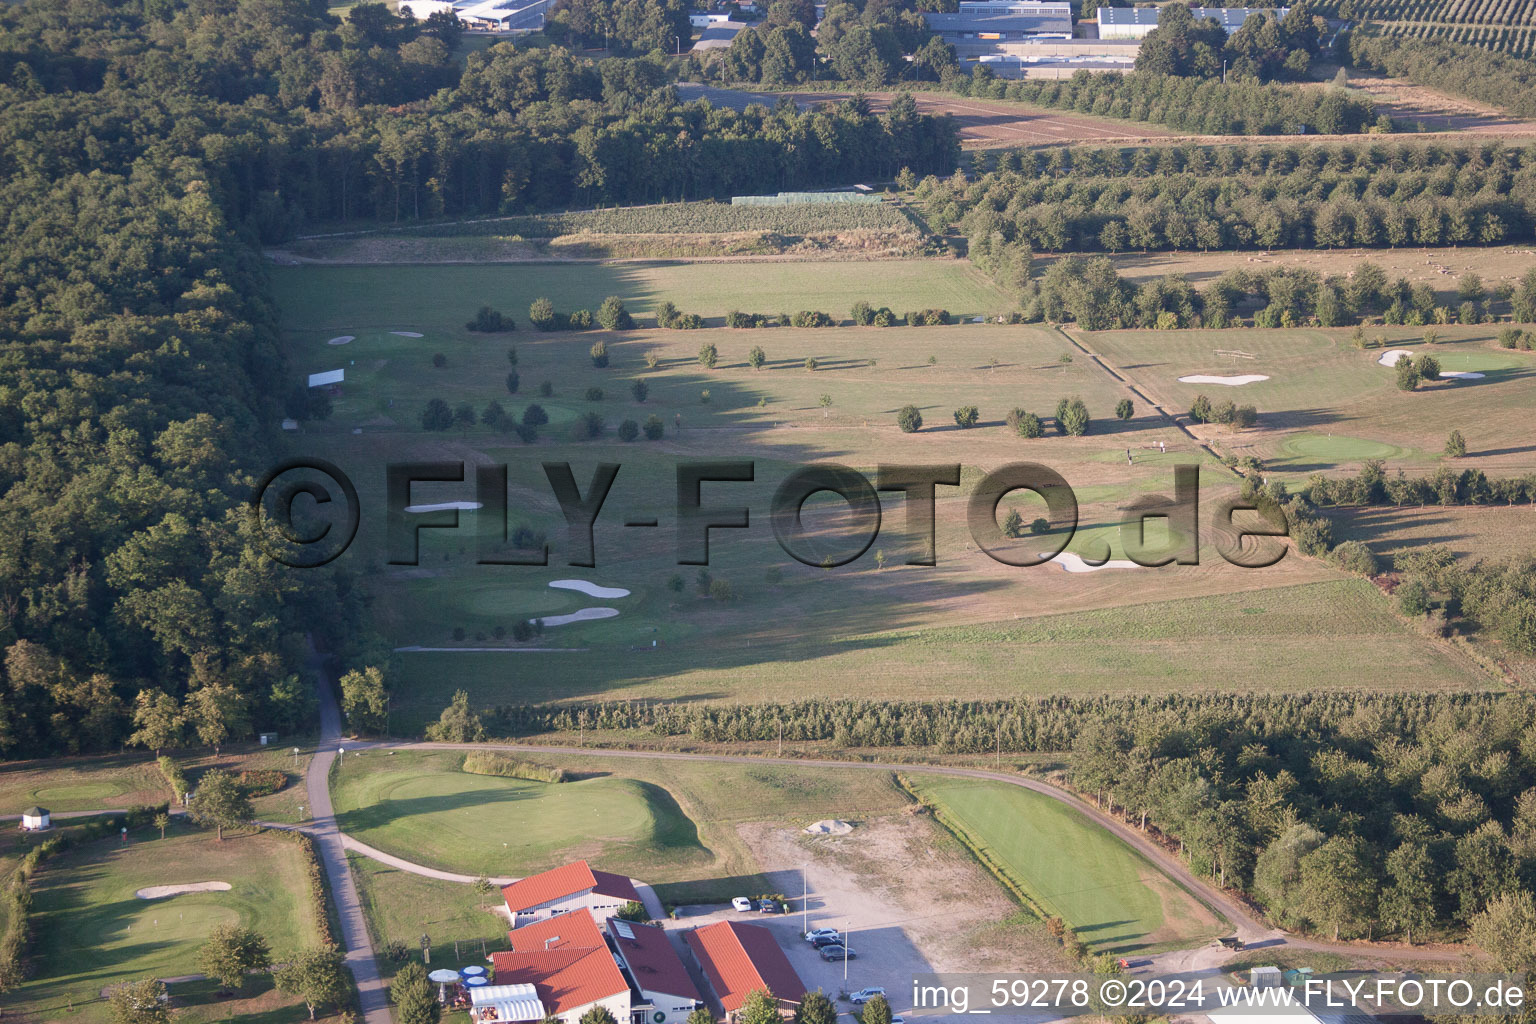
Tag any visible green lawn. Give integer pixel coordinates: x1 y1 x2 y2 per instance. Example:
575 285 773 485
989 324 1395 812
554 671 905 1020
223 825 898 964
8 824 326 1023
330 750 912 904
349 854 510 982
904 775 1224 953
331 750 711 881
270 261 1012 330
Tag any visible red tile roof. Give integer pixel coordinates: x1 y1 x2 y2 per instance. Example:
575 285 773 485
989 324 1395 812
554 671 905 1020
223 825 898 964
492 912 629 1015
502 860 642 914
684 921 805 1013
609 919 701 1004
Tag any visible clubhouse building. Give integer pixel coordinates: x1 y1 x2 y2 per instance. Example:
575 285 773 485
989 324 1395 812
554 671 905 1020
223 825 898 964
502 859 643 928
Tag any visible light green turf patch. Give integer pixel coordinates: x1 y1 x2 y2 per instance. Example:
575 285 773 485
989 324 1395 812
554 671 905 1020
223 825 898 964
1278 433 1411 462
904 776 1222 953
331 750 709 879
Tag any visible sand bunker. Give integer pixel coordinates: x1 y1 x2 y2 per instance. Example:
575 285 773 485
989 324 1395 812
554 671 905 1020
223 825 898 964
549 579 631 599
534 608 619 626
1376 350 1485 379
1044 552 1145 573
390 331 424 337
136 881 231 900
403 501 483 513
805 819 854 835
326 335 355 346
1177 374 1269 386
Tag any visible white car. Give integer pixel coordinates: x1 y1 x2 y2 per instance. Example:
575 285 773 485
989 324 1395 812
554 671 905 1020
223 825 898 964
850 988 886 1005
731 897 753 912
804 928 839 943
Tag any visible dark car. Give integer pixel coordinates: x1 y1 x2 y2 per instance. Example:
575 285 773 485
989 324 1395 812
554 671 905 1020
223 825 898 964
758 900 780 914
811 934 842 948
819 945 857 961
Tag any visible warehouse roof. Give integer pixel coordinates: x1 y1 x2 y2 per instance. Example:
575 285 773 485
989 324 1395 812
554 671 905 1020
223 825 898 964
1097 6 1288 27
685 921 805 1014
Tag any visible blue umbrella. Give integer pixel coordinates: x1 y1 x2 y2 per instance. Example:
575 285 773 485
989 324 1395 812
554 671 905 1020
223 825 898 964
465 976 490 988
461 965 488 978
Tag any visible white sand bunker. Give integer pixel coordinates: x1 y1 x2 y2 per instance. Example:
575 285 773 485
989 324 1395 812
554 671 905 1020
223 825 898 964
549 579 631 599
390 331 424 337
404 501 483 513
136 881 231 900
1178 374 1269 386
326 335 355 346
1043 552 1145 573
1376 350 1485 378
805 819 854 835
534 608 619 626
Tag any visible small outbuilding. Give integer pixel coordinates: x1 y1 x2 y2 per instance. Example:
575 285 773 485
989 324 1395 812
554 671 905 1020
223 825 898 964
1250 966 1283 988
20 807 50 831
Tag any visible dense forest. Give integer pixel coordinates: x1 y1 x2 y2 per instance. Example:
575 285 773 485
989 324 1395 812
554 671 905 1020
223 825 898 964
0 0 959 761
0 0 958 239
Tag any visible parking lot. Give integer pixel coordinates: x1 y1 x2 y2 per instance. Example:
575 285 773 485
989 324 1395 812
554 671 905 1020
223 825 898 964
660 815 1067 1018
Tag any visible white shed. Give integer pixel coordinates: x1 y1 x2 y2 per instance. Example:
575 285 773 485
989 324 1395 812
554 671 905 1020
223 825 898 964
20 807 50 831
1250 966 1283 988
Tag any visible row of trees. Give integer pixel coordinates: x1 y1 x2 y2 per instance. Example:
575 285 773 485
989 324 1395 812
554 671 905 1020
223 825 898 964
1006 256 1531 331
922 142 1536 258
952 68 1380 135
1346 31 1536 120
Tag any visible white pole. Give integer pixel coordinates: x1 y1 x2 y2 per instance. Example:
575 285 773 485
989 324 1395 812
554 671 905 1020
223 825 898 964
844 918 850 984
802 867 807 934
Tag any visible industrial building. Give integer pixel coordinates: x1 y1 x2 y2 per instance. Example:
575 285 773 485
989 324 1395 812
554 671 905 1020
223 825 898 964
1095 6 1288 39
923 1 1074 42
402 0 551 31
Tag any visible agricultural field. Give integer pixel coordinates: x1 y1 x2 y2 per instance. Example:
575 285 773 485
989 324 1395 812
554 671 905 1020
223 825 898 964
268 263 1504 724
903 775 1225 953
280 198 930 263
330 749 912 904
7 823 328 1023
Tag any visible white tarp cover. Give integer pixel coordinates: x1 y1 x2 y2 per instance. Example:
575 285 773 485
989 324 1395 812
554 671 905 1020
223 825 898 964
471 983 546 1022
307 369 344 387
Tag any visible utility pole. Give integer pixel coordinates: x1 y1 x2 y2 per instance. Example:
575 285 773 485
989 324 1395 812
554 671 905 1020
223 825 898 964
802 867 808 934
844 919 850 984
778 720 784 757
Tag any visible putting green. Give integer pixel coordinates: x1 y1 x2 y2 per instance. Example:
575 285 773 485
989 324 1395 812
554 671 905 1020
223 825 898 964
1280 433 1408 462
33 781 125 803
331 754 705 876
905 776 1222 952
456 581 581 619
119 899 241 944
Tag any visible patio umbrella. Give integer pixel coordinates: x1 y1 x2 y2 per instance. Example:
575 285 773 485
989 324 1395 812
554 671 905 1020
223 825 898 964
429 968 460 1003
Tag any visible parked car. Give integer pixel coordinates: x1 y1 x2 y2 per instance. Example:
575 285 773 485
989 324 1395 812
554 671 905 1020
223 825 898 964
811 934 842 948
804 928 839 943
731 897 753 912
819 945 857 961
758 899 780 914
849 988 885 1004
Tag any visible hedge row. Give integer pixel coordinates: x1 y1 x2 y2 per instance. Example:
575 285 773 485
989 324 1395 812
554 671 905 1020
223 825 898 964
460 751 567 783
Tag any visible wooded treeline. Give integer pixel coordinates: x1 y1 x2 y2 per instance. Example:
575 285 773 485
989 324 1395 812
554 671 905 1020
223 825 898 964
953 69 1379 135
923 140 1534 257
1346 31 1536 120
479 692 1536 941
0 0 958 242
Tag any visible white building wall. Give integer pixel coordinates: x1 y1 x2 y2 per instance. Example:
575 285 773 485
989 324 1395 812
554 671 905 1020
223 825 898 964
510 890 633 928
401 0 459 18
637 988 701 1024
557 991 632 1024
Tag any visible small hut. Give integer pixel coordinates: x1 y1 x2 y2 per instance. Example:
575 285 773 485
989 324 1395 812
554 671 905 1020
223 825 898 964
20 807 50 831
